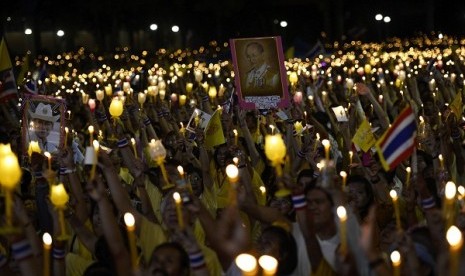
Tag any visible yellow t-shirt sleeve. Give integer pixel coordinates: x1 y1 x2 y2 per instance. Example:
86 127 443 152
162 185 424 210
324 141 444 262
311 258 336 276
200 245 223 276
139 217 167 264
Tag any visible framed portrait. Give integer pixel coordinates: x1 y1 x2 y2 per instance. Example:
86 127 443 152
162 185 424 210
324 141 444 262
230 36 290 110
22 95 66 158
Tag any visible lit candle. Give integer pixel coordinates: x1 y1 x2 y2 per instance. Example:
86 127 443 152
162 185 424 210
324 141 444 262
226 164 239 205
90 140 99 181
208 85 217 99
96 89 104 101
104 85 112 96
400 164 409 188
186 82 193 93
64 127 69 149
43 232 52 276
349 150 353 167
28 140 41 158
235 253 257 276
179 122 186 137
445 181 457 229
269 125 275 135
258 255 278 276
88 125 94 145
173 192 184 230
179 95 187 106
378 94 383 104
123 212 138 270
390 250 401 276
131 138 137 158
233 129 238 145
447 225 463 276
233 157 239 165
390 189 402 231
264 134 289 197
50 183 69 238
177 165 185 181
336 206 348 255
313 133 320 152
138 92 146 109
259 186 266 197
439 154 444 170
308 95 314 107
109 98 123 118
44 151 52 171
340 171 347 190
289 72 298 86
322 139 330 161
322 91 328 106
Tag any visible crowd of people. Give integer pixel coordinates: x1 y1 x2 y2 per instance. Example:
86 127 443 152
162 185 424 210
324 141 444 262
0 33 464 276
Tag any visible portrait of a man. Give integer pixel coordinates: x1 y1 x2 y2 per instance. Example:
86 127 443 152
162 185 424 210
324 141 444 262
23 96 65 157
230 36 289 110
244 42 279 91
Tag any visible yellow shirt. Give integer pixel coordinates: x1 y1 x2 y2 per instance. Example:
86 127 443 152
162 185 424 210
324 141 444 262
139 217 167 264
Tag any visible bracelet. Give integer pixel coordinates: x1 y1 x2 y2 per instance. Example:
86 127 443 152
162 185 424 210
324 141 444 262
157 111 164 118
52 248 66 259
292 194 307 210
202 95 209 102
297 150 306 159
0 253 6 268
143 118 151 126
59 167 76 175
117 138 129 148
368 257 385 270
421 197 436 209
11 239 33 261
189 251 206 269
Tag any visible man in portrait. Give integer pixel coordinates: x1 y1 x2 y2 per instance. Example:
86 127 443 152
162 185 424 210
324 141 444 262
28 102 60 153
244 41 279 93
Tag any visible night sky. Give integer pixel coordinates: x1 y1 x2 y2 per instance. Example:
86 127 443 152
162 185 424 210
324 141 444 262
1 0 465 51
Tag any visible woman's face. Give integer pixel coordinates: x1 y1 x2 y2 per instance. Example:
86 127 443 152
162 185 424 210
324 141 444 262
215 146 229 168
148 246 185 276
188 171 203 197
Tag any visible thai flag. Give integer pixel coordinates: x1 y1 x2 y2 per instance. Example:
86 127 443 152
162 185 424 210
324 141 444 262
375 106 416 171
0 69 17 102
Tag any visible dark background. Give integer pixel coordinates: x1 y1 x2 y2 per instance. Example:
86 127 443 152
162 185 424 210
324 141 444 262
1 0 465 54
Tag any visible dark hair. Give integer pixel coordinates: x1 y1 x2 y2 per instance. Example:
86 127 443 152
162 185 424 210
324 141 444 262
346 175 375 220
151 242 189 275
83 262 114 276
245 42 264 54
297 169 315 185
94 236 115 272
304 185 334 207
260 226 298 275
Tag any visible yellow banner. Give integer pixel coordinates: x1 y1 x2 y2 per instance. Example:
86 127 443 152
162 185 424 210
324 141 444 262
352 119 376 152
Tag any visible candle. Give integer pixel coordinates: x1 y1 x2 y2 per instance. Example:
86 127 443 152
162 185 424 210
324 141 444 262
138 92 146 108
269 125 275 135
336 206 348 255
439 154 444 170
64 127 69 149
123 212 138 270
289 72 298 86
109 98 123 118
159 89 166 100
179 122 186 137
131 138 137 158
405 167 411 188
235 253 257 276
50 183 69 238
104 85 112 96
28 140 41 157
447 225 463 276
390 189 402 231
258 255 278 276
390 250 401 276
43 232 52 276
322 139 330 161
0 147 22 227
44 151 52 171
90 140 99 181
378 95 383 104
349 150 353 167
88 99 96 111
233 129 238 145
308 95 314 107
96 89 104 101
264 134 289 197
313 133 320 152
322 91 328 106
259 186 266 197
88 125 94 145
173 192 184 230
186 82 193 93
233 157 239 165
226 164 239 205
445 181 457 229
179 95 187 106
208 85 217 99
218 84 225 97
340 171 347 190
177 165 185 181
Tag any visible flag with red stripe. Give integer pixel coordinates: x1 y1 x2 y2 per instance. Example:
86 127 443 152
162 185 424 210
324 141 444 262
375 106 416 171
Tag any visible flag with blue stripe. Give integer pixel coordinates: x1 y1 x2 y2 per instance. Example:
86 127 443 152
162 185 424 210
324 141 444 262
375 106 416 171
0 38 17 102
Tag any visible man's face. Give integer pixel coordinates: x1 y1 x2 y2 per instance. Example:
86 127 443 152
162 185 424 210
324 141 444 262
149 246 185 276
306 189 333 230
246 45 264 68
33 118 53 139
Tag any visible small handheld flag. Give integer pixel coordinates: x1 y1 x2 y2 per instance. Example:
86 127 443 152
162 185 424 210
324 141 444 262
375 106 416 171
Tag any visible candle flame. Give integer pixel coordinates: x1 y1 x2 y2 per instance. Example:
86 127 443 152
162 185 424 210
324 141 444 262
124 212 135 227
43 232 52 245
447 225 463 248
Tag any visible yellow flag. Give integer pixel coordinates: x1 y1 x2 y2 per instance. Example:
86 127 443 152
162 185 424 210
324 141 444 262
352 119 376 152
285 46 295 60
17 54 29 86
450 92 462 119
0 38 12 71
204 109 225 149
